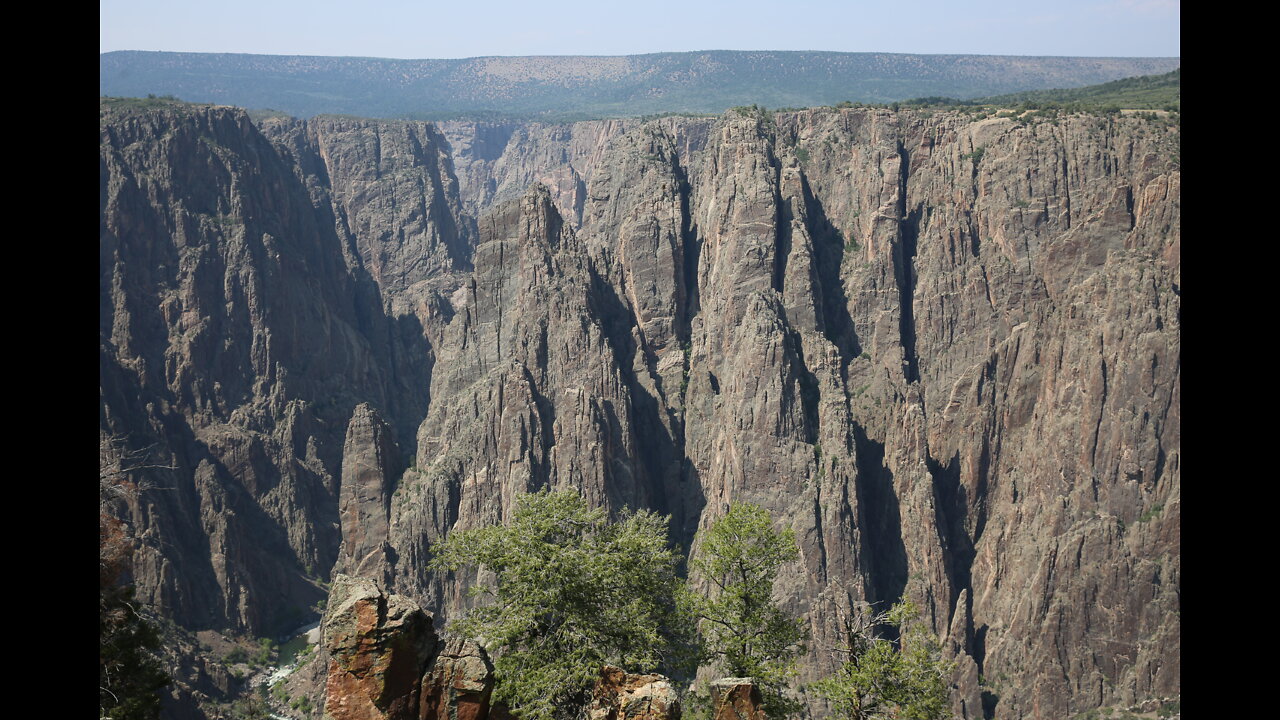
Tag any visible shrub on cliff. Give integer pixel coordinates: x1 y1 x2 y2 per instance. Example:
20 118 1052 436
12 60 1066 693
428 488 694 720
810 600 952 720
684 503 808 716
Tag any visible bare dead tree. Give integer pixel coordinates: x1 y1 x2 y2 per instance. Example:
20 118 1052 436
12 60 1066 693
99 433 175 585
815 595 895 662
99 434 174 719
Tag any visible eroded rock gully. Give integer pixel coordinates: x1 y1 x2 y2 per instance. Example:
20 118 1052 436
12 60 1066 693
101 102 1179 719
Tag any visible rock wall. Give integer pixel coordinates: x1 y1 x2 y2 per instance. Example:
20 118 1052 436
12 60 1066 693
101 103 415 634
100 100 1179 719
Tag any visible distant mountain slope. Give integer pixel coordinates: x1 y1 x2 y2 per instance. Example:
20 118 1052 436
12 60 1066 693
100 50 1180 120
963 68 1180 110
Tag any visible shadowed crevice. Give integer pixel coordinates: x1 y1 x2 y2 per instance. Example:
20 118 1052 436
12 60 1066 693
926 451 976 625
895 141 921 384
852 423 908 610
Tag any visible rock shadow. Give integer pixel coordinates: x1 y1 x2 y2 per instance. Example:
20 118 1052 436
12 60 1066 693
799 172 862 374
587 263 706 559
852 422 908 610
926 451 977 622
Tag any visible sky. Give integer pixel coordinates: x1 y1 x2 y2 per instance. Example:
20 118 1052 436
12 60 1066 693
100 0 1180 59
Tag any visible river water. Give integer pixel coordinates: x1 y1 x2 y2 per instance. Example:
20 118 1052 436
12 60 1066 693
251 619 323 702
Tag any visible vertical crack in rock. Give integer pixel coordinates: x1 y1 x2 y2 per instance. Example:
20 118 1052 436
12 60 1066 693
925 452 976 623
895 141 921 384
1091 355 1109 468
676 160 700 335
771 148 790 295
673 156 706 551
572 174 588 228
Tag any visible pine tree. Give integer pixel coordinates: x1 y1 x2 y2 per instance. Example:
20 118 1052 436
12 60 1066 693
810 600 953 720
428 489 694 720
685 503 808 716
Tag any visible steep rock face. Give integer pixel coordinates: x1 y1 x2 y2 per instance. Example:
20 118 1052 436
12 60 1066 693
482 108 1176 717
259 115 449 436
367 109 1178 717
575 125 703 541
569 114 871 683
438 119 629 226
772 108 1179 718
386 184 650 613
100 102 412 634
262 115 477 346
323 574 438 720
337 403 402 584
304 118 473 287
439 118 713 230
676 112 866 600
101 102 1177 720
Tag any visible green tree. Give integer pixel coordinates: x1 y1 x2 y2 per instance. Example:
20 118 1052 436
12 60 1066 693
810 600 952 720
428 489 693 720
685 503 807 716
100 577 170 719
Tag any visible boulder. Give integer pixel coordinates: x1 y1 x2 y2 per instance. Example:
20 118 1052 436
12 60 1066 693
323 574 438 720
419 637 495 720
586 665 680 720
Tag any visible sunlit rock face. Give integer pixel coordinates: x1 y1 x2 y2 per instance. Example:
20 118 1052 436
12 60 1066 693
101 100 1179 720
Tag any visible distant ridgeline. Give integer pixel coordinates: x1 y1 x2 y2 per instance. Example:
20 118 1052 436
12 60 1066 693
903 68 1180 112
100 50 1179 120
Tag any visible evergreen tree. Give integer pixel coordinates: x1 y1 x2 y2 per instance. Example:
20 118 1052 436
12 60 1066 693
685 503 808 716
810 600 953 720
428 489 694 720
100 515 169 719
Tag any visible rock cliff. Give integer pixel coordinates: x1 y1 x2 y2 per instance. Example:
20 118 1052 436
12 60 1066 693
101 102 413 634
100 99 1179 719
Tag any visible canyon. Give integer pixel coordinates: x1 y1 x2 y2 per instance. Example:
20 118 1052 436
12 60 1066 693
99 98 1179 719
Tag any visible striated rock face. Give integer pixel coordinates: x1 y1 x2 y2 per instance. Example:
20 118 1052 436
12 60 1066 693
438 119 626 227
99 101 422 635
418 638 495 720
439 118 713 230
336 403 401 585
323 574 438 720
101 99 1178 720
303 117 474 286
587 666 681 720
410 108 1179 719
385 183 659 615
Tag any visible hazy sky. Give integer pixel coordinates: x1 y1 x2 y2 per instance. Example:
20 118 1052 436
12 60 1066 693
100 0 1180 58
